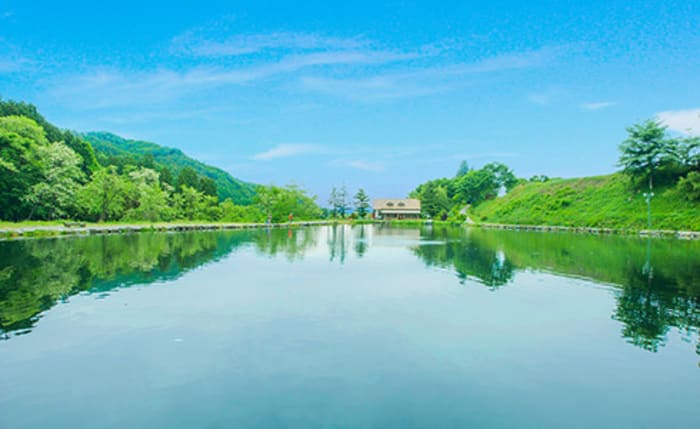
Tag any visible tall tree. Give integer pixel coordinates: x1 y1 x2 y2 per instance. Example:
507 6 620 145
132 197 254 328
77 166 129 222
618 119 676 190
24 142 85 220
455 160 470 177
353 188 371 218
0 116 47 220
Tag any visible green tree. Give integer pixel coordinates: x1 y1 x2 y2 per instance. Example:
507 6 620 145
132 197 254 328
618 119 676 190
483 162 518 192
419 182 451 218
353 188 371 218
24 142 85 220
124 168 172 221
456 160 470 177
0 116 47 220
176 166 200 192
199 176 218 197
77 166 129 222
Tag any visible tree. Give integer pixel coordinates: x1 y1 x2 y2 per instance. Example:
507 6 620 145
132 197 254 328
176 166 200 192
199 176 218 197
77 166 129 222
482 162 518 192
419 182 450 218
24 142 85 220
676 135 700 172
456 160 470 177
618 119 676 190
124 168 172 221
353 188 371 218
0 116 48 220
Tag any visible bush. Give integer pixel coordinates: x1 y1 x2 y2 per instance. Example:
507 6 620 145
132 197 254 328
677 171 700 201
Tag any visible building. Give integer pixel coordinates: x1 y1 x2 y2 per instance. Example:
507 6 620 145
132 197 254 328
372 198 421 220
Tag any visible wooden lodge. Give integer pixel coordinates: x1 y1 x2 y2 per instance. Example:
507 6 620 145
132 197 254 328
372 198 421 220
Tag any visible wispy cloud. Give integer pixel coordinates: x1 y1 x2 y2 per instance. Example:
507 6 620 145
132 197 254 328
252 143 327 160
581 101 618 111
301 45 567 101
657 108 700 136
327 159 385 172
172 31 369 57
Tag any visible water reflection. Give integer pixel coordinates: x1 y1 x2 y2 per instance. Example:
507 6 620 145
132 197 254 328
1 225 699 360
412 226 700 358
0 228 317 338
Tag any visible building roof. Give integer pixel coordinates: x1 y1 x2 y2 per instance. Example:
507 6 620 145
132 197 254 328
372 198 421 211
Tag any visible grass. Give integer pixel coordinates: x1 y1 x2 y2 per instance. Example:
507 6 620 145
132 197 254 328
472 173 700 231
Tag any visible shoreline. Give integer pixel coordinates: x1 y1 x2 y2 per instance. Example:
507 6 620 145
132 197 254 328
475 222 700 240
2 219 699 240
0 220 340 240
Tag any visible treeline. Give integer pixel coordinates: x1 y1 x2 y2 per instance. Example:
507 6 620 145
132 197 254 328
411 161 518 220
0 99 322 223
618 119 700 199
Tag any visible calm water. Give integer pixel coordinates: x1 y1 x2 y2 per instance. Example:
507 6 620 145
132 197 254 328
1 225 699 428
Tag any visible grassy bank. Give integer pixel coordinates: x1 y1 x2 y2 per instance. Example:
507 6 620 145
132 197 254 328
471 173 700 231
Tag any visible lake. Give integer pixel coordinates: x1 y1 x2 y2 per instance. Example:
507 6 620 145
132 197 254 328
1 225 698 428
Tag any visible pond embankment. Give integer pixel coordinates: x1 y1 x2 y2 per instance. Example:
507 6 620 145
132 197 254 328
0 220 338 240
477 222 700 239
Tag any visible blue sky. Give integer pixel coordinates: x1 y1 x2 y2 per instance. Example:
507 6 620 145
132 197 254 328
1 1 699 200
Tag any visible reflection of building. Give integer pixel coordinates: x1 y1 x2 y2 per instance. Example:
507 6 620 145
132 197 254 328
372 198 421 220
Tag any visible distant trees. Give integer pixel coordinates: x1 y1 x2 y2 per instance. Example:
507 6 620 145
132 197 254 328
412 162 518 220
328 186 348 218
353 188 371 218
455 160 470 177
0 100 324 223
254 185 322 223
618 120 676 191
618 119 700 201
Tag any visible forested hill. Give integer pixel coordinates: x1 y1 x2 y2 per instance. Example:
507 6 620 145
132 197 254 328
82 132 256 204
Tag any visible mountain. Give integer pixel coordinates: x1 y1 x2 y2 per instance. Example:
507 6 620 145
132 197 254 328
82 132 256 205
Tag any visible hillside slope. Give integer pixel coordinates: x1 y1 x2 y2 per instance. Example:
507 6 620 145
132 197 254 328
83 132 256 204
471 173 700 231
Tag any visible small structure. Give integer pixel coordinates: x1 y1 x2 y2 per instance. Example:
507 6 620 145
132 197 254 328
372 198 421 220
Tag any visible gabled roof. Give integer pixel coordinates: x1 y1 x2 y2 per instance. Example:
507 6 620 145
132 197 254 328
372 198 421 211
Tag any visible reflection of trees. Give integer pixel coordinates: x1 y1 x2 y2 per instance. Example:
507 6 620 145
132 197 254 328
253 227 318 262
0 228 319 339
411 226 700 358
353 225 369 259
412 227 515 289
327 225 349 264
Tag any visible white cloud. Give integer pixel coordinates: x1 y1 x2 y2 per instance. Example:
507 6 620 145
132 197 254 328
172 31 369 57
657 108 700 136
252 143 326 160
301 45 566 101
581 101 618 111
344 160 385 172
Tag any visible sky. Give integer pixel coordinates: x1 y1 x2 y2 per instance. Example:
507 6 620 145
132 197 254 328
1 0 699 200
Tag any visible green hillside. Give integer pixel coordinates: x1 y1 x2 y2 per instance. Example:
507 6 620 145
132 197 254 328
82 132 256 204
471 173 700 231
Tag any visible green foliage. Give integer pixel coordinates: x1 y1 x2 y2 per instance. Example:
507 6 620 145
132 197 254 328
0 116 48 220
77 166 130 222
677 171 700 201
24 142 85 220
455 160 470 177
353 188 371 218
472 173 700 230
328 186 348 218
255 185 322 223
618 119 677 189
413 162 517 220
83 132 256 204
0 99 98 174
